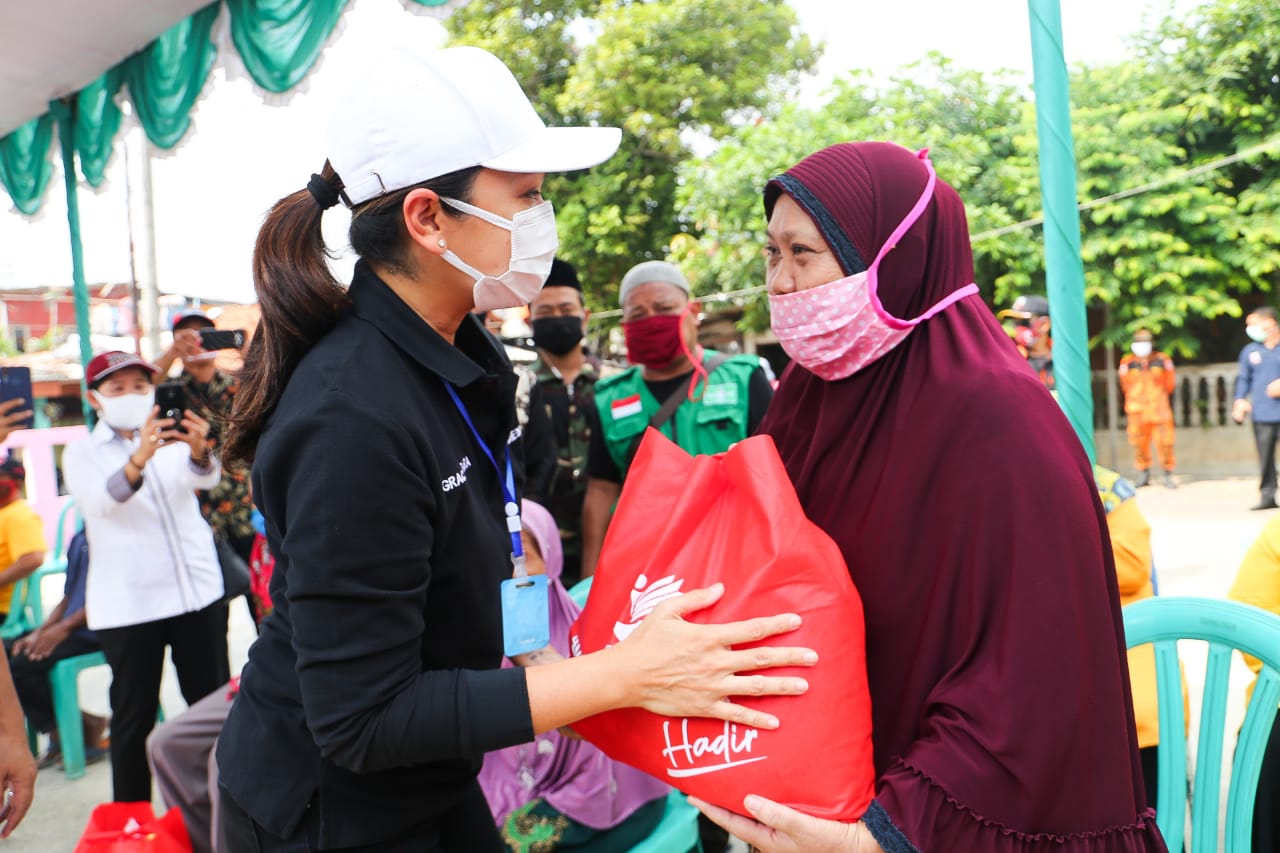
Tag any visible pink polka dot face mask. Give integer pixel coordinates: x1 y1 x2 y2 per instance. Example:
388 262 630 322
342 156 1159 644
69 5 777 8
768 152 978 381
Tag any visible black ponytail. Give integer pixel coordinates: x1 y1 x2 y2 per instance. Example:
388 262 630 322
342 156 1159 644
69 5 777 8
225 162 480 465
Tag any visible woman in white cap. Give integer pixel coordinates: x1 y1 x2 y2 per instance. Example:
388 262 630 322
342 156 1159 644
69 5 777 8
215 46 815 851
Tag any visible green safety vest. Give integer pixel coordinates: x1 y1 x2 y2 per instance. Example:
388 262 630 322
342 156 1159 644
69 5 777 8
593 350 760 478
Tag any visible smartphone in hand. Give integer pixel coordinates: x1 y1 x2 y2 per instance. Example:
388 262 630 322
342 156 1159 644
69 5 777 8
155 382 187 434
0 367 34 429
197 328 245 351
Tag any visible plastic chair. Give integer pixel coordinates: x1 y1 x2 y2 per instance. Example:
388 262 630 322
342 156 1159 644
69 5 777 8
1123 596 1280 852
568 575 593 608
50 650 109 779
631 789 703 852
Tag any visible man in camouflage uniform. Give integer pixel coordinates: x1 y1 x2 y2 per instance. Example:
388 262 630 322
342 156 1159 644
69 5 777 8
155 311 258 616
528 260 613 587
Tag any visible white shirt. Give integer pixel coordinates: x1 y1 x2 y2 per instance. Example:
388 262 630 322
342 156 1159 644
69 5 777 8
63 420 224 630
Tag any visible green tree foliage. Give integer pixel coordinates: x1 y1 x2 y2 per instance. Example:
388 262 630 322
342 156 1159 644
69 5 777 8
675 0 1278 357
447 0 816 307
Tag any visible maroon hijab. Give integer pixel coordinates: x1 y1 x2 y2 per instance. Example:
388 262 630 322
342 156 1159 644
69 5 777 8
760 143 1155 841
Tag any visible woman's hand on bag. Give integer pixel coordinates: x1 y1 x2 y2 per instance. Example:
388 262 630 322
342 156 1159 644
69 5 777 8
611 582 816 731
690 795 883 853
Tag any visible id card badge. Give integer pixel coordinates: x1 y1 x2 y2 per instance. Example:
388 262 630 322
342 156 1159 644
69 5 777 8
501 574 550 657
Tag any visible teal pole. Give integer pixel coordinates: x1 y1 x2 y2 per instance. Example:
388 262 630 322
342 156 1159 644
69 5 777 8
1028 0 1094 462
51 99 96 425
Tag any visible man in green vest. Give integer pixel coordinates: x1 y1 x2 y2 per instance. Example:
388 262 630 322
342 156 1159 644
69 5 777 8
580 260 773 578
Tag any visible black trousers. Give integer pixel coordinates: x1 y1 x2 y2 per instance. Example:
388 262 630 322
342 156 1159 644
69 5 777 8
96 602 229 802
1254 715 1280 853
220 782 504 853
1254 421 1280 502
4 633 101 733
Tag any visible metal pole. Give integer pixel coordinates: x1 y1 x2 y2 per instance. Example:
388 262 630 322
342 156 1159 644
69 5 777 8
1027 0 1094 462
51 99 95 425
124 124 162 360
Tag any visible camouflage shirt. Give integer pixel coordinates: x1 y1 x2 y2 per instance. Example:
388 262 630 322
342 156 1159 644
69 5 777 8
179 370 255 542
533 354 616 583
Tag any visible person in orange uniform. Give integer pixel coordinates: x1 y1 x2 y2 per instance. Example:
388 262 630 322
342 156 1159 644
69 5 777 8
1118 329 1177 488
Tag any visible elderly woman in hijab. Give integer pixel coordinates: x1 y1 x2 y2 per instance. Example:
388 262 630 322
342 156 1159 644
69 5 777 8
693 142 1167 852
478 500 670 850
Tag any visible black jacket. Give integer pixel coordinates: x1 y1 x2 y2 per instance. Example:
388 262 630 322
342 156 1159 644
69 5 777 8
217 263 533 847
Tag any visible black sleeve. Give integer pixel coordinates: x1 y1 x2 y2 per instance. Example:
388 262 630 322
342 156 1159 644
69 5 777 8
746 365 776 436
269 393 532 774
520 380 556 503
584 399 623 483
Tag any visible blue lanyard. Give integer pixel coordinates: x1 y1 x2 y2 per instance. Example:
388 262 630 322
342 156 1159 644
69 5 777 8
444 383 525 571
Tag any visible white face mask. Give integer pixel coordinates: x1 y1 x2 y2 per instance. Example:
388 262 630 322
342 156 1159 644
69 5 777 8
1130 341 1153 358
438 198 558 313
92 388 155 432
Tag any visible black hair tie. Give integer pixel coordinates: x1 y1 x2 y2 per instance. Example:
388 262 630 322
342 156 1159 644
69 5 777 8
307 173 341 210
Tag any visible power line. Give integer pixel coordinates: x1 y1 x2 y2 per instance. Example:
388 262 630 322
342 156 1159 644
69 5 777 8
971 135 1280 242
590 136 1280 319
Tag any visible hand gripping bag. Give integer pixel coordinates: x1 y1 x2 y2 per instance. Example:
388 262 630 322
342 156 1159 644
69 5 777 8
568 430 875 820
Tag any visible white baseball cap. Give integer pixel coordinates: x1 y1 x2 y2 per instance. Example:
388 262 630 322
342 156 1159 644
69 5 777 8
328 46 622 206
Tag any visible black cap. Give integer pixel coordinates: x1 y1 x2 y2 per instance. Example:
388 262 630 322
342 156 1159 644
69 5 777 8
0 454 25 482
544 258 581 291
999 294 1050 321
172 310 214 331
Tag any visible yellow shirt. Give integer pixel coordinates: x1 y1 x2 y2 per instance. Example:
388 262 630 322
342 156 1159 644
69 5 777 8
1227 516 1280 705
0 499 47 615
1106 498 1162 749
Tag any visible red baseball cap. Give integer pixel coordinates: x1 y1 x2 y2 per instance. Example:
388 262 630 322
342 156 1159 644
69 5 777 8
86 351 159 388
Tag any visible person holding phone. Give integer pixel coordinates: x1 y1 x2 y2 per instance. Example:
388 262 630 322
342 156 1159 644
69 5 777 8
215 46 815 852
155 312 259 618
62 351 229 803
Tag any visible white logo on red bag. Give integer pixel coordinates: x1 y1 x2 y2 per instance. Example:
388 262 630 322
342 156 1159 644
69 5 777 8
661 719 766 777
613 574 684 642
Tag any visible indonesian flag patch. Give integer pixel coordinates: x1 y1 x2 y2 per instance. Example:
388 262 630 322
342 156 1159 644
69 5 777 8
611 394 643 420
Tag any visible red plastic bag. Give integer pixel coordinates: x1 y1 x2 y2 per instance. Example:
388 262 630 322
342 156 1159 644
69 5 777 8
74 803 191 853
569 430 875 820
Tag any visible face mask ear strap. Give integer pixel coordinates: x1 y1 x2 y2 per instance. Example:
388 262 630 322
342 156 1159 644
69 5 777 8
675 303 709 402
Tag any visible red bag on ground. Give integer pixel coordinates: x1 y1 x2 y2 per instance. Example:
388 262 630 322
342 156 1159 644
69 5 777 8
73 803 192 853
569 431 875 820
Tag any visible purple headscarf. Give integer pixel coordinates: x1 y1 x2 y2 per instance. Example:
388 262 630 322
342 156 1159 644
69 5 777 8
477 500 669 830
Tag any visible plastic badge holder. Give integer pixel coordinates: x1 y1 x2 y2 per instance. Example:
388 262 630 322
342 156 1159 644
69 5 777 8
501 573 550 657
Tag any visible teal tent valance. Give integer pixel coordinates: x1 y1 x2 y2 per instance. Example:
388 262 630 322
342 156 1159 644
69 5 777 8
0 0 454 214
0 114 54 216
227 0 346 94
75 68 125 188
125 4 221 150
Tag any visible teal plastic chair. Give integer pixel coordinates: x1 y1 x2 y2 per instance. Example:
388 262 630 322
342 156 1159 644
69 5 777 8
567 575 593 608
1123 596 1280 852
630 789 702 852
50 650 109 779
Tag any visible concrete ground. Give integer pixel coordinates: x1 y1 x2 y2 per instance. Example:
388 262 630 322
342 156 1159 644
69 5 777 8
7 474 1274 851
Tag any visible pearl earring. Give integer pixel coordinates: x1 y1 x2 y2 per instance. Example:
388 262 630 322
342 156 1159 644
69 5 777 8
437 239 447 248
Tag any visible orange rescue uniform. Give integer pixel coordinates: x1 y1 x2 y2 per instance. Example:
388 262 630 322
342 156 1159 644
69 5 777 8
1118 352 1176 472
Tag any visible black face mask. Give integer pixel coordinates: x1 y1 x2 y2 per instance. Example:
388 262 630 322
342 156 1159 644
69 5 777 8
531 315 585 356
